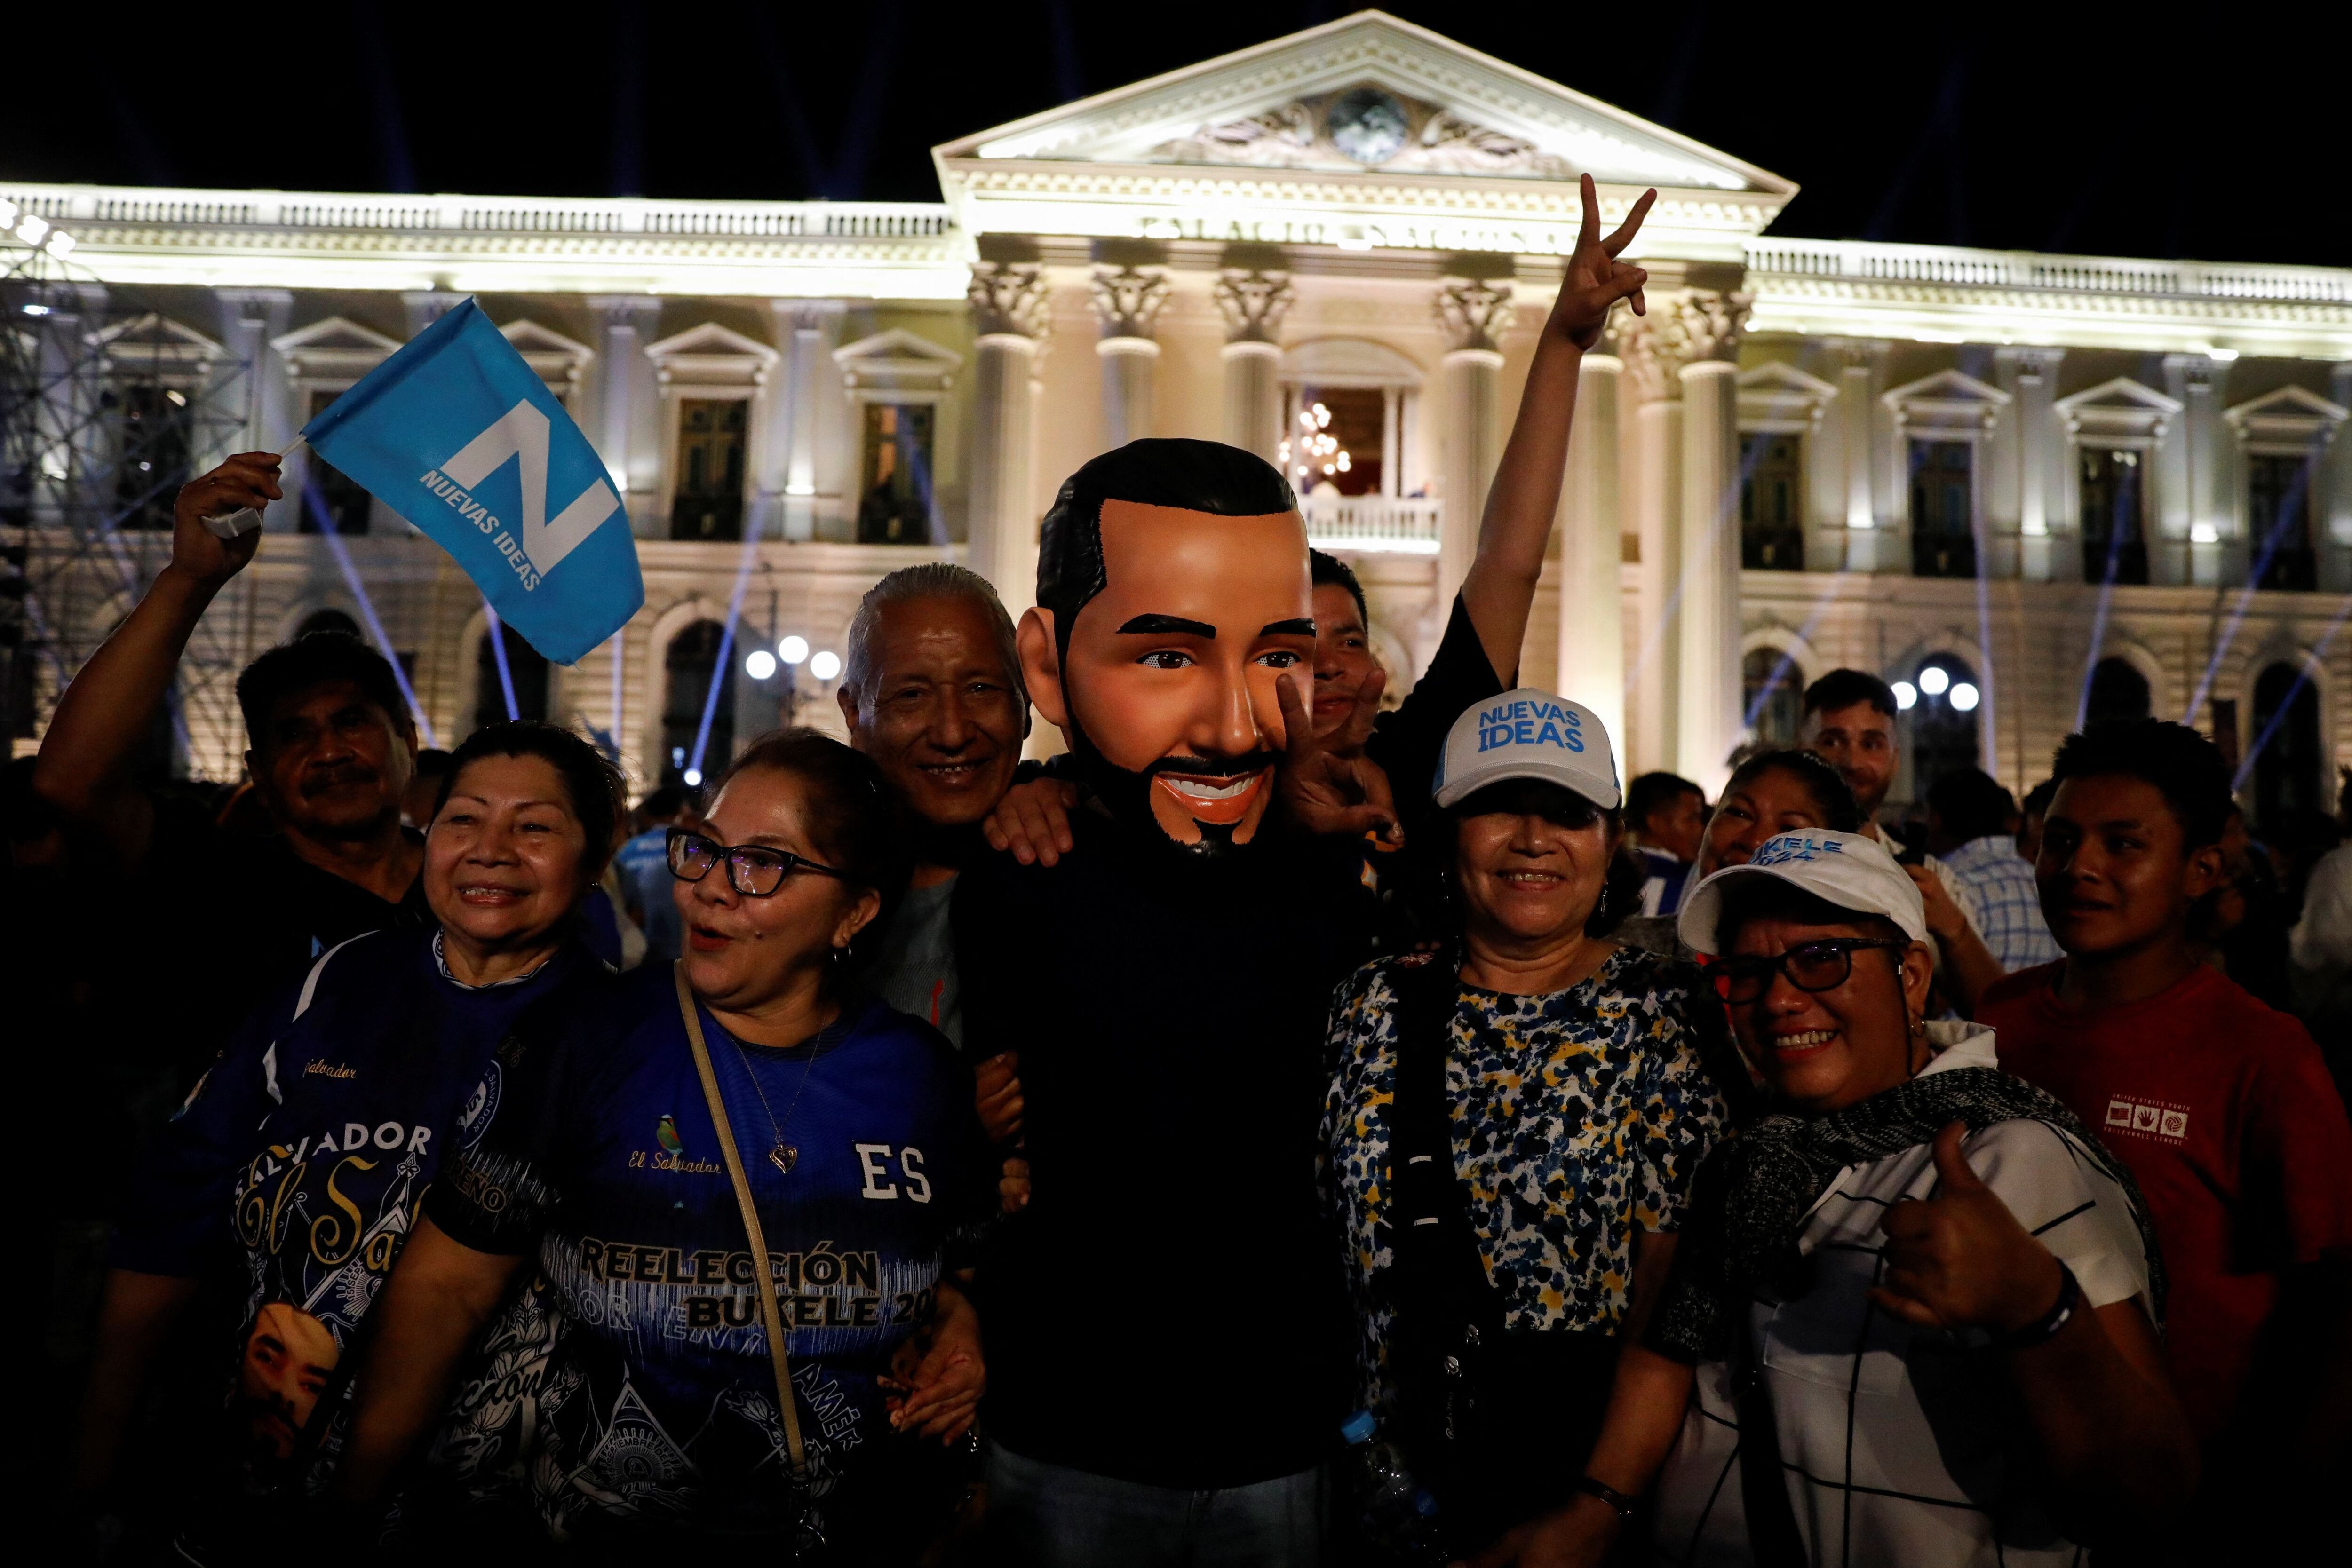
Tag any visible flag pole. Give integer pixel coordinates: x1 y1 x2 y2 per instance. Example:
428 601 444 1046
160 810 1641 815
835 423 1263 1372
201 433 309 539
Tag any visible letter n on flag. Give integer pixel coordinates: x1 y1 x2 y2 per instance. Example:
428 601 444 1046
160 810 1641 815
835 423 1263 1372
300 298 642 665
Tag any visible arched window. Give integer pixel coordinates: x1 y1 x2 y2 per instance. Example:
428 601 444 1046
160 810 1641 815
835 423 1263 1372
2082 657 2151 728
1743 648 1805 747
1904 654 1981 794
2249 662 2322 830
473 620 549 729
662 621 735 787
297 608 362 640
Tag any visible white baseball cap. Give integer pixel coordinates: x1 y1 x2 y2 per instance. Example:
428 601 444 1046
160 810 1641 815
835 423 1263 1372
1432 688 1621 811
1676 828 1928 955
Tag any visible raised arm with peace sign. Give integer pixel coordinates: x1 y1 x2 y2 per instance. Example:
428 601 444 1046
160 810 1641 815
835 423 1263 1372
1453 174 1655 686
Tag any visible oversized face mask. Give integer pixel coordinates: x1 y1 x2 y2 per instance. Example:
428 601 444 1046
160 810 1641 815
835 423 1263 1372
1021 498 1314 856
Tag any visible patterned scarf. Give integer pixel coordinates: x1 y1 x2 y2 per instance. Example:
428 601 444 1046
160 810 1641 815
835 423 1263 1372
1650 1061 2165 1362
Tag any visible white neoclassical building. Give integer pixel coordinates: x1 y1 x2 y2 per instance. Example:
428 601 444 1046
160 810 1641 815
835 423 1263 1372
6 10 2347 823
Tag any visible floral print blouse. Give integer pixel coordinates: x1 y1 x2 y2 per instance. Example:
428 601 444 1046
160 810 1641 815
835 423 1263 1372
1321 944 1729 1416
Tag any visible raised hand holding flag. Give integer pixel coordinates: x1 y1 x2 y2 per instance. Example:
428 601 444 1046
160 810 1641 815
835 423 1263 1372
291 298 644 665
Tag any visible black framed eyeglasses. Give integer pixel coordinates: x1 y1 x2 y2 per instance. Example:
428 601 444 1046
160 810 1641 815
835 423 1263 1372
1700 938 1909 1005
666 828 847 898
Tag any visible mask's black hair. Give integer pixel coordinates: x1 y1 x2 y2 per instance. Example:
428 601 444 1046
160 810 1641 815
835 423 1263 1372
1035 438 1298 663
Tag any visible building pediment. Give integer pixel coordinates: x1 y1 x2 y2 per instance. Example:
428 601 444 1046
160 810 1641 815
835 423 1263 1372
2056 376 2181 443
644 321 778 391
271 314 403 384
934 10 1792 261
1738 360 1838 432
1883 368 2010 439
2223 382 2347 454
87 312 224 376
833 328 961 401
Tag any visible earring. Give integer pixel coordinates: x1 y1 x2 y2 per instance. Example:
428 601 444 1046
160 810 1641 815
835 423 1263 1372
1908 1014 1927 1039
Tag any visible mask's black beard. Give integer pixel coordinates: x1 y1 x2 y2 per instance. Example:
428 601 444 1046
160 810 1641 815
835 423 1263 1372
1063 721 1277 862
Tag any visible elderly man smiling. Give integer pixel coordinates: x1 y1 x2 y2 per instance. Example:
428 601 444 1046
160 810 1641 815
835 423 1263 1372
837 562 1030 1048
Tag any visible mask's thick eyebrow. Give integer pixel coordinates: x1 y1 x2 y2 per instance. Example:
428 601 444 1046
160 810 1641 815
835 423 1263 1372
1259 618 1316 638
1117 613 1217 638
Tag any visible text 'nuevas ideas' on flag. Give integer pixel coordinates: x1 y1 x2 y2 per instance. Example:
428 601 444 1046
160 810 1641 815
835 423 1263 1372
300 299 644 665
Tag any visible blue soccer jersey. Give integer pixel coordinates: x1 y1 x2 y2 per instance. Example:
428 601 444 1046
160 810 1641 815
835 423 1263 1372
110 928 596 1502
424 964 990 1541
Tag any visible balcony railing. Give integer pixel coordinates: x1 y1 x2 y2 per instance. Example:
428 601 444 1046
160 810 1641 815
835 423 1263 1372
1 183 956 243
1744 237 2352 304
1302 495 1442 555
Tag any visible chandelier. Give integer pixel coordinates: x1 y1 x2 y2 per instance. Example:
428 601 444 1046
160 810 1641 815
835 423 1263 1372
1279 401 1351 483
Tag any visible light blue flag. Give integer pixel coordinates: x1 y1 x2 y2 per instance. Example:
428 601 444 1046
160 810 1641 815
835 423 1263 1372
301 299 642 665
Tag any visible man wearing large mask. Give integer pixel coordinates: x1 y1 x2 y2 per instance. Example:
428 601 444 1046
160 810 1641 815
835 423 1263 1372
959 177 1656 1565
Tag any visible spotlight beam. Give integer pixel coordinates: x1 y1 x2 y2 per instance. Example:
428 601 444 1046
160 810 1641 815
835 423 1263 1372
485 598 520 722
305 479 438 748
687 524 765 781
2233 593 2352 794
2184 458 2316 723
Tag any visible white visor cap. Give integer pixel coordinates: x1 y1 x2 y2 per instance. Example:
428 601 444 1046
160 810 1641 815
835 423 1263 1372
1432 688 1621 812
1675 828 1928 956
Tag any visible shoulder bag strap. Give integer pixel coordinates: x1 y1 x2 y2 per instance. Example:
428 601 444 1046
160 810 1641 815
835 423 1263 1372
673 963 810 1482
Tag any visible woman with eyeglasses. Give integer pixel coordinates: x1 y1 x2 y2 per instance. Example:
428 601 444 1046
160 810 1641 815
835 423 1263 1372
1619 829 2194 1565
1320 692 1740 1566
338 729 993 1557
74 721 622 1560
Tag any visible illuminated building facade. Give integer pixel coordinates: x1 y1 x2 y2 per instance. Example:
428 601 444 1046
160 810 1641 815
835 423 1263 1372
7 11 2347 820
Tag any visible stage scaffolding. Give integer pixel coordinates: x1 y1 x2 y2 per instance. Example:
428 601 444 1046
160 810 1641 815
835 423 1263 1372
1 230 257 778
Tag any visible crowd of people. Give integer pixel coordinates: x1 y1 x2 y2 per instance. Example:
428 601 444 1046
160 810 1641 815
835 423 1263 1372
14 177 2349 1567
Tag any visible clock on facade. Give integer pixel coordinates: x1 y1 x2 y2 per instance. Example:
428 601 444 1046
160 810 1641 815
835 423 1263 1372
1327 87 1409 165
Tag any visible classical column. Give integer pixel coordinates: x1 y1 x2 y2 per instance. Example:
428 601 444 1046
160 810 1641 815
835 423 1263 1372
2161 354 2226 587
1557 351 1624 744
588 296 662 536
1090 266 1170 453
762 303 837 542
1214 269 1294 465
967 262 1051 605
1673 292 1750 794
1995 347 2065 581
1615 314 1682 776
1830 340 1891 571
215 288 293 458
1434 279 1514 609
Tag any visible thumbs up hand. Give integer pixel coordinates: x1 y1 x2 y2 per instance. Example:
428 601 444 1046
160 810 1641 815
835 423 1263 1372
1868 1121 2066 1335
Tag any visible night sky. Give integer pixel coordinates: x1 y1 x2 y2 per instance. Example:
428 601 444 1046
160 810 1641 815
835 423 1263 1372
7 2 2343 267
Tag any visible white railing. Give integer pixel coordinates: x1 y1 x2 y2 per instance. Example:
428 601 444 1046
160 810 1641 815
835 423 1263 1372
0 183 955 243
1303 496 1442 554
1745 238 2352 304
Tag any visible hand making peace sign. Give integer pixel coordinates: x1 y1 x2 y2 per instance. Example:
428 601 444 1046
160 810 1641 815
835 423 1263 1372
1547 174 1657 352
